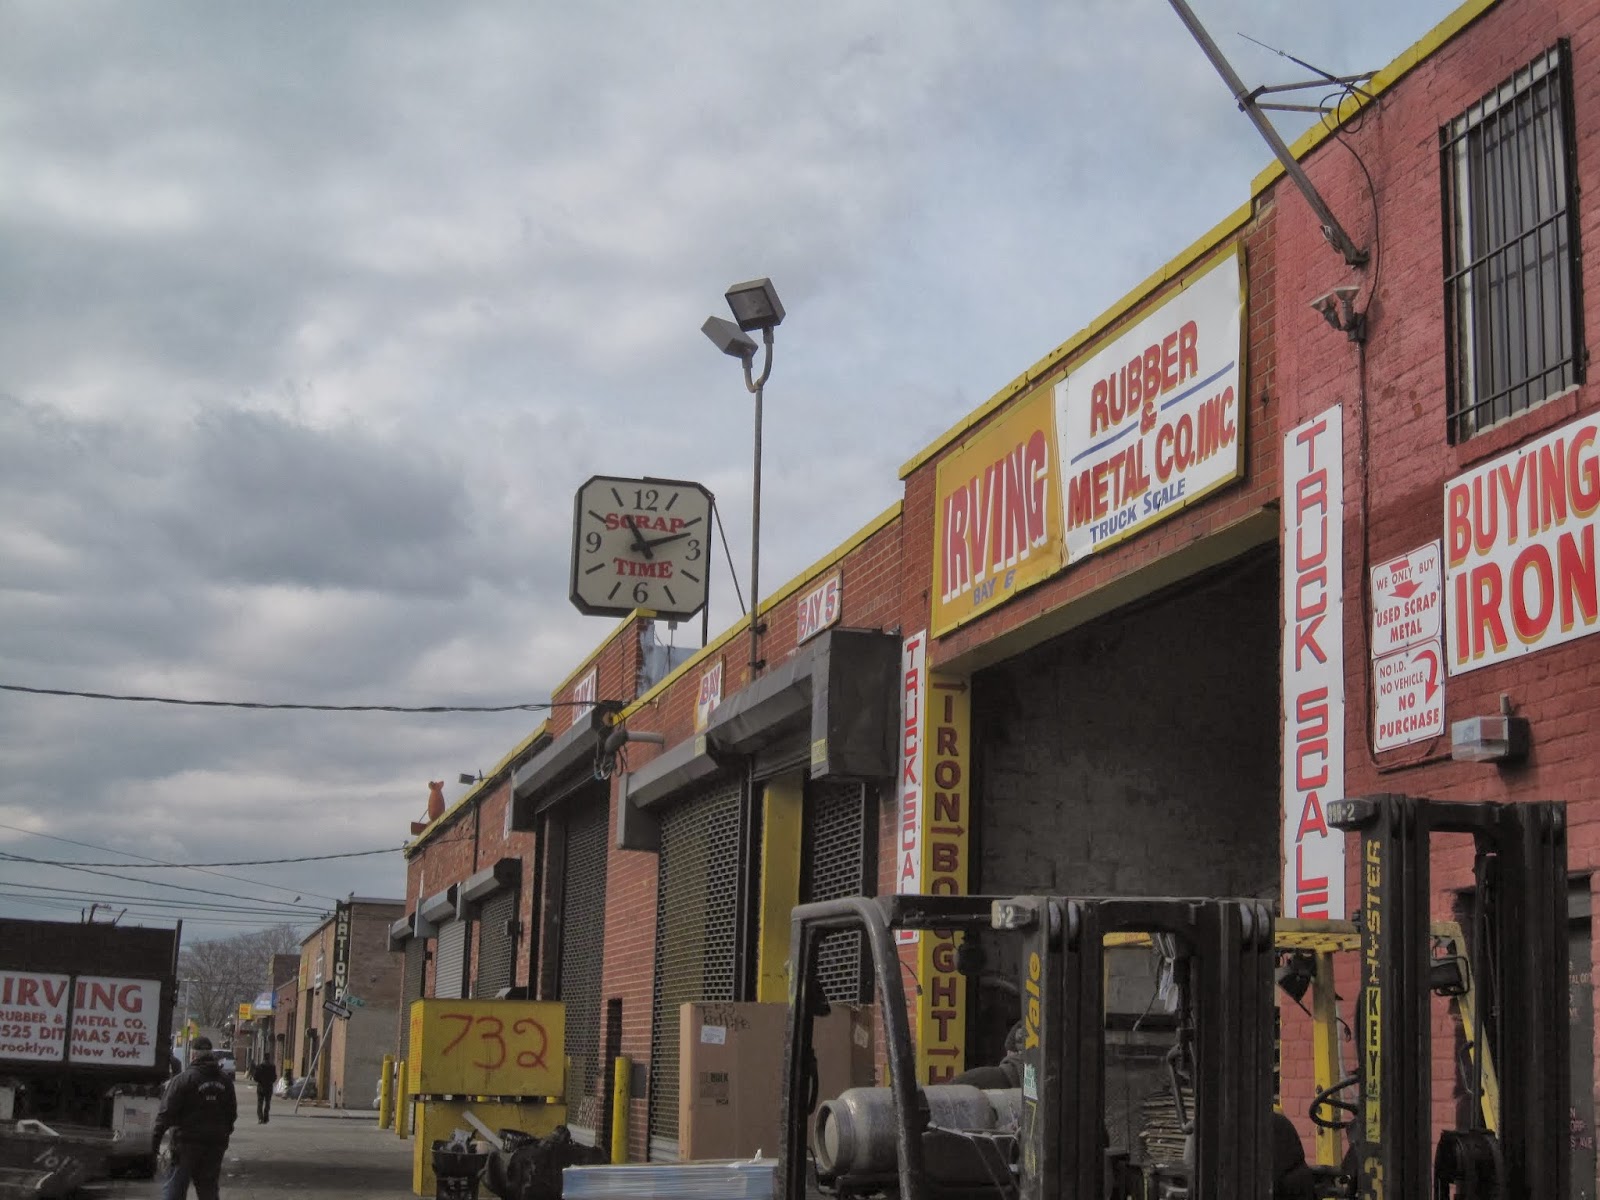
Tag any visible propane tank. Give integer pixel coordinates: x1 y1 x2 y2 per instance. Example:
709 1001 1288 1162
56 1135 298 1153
815 1085 1021 1181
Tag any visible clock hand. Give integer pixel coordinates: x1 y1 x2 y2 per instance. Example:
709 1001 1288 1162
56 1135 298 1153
640 530 693 550
624 515 655 560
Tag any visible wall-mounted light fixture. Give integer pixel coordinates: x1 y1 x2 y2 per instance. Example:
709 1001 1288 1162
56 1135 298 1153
1310 285 1366 342
1451 696 1529 764
602 726 667 755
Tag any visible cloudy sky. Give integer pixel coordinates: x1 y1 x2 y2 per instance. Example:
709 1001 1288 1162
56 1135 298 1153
0 1 1456 944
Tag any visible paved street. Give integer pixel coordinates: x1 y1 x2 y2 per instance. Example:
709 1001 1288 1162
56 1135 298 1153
87 1085 416 1200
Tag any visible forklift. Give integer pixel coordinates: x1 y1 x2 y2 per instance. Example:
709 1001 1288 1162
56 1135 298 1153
776 795 1569 1200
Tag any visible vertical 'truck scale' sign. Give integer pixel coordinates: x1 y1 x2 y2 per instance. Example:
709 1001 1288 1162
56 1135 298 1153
1282 408 1345 919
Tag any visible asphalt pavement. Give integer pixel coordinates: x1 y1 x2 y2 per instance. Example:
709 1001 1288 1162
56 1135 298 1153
86 1084 417 1200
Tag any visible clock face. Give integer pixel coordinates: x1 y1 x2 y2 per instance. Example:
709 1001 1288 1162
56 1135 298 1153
569 475 714 620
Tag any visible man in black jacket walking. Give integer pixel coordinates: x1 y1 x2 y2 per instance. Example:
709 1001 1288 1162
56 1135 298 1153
153 1037 237 1200
250 1056 278 1124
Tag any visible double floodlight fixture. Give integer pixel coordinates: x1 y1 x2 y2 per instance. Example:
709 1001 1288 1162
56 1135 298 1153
723 277 785 333
702 315 758 361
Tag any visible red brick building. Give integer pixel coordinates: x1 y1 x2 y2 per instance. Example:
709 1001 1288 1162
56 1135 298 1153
397 0 1598 1184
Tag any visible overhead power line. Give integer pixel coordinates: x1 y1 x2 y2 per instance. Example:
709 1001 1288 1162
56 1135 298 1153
1 884 324 919
0 846 400 868
0 821 341 905
0 854 330 911
0 682 605 713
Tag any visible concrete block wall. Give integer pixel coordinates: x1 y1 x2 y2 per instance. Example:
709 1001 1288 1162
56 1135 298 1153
972 547 1281 903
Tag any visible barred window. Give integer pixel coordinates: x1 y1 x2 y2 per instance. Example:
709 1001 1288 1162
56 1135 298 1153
1442 41 1583 442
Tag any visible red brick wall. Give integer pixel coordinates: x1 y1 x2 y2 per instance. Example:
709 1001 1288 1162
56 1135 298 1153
1271 0 1600 1149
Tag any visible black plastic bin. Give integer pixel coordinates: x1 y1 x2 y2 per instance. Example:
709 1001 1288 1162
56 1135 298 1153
431 1140 489 1200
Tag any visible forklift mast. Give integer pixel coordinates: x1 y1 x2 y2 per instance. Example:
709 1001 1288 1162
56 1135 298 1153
778 893 1277 1200
994 895 1276 1200
1327 794 1568 1200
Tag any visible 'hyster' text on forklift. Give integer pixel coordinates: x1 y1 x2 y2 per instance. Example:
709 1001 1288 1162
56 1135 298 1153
777 795 1569 1200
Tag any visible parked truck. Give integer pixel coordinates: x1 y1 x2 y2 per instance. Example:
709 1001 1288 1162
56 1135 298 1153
0 916 181 1194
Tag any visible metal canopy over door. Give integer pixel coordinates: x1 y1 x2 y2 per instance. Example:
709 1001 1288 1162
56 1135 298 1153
801 778 876 1004
559 797 610 1134
648 777 747 1158
434 920 468 1000
475 889 518 998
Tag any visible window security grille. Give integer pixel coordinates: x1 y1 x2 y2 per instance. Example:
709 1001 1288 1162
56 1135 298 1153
647 778 745 1148
802 779 875 1004
560 801 611 1128
403 936 426 1006
1443 41 1582 442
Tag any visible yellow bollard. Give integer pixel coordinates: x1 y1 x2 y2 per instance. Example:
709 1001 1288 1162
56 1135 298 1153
378 1054 394 1129
395 1059 410 1139
610 1057 630 1164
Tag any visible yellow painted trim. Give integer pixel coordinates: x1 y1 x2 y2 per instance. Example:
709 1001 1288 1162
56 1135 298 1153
403 720 551 857
899 203 1253 480
1250 0 1501 197
616 502 904 723
755 774 804 1004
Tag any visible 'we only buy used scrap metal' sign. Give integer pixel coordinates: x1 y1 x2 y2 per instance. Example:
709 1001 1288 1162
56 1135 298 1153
1370 542 1444 752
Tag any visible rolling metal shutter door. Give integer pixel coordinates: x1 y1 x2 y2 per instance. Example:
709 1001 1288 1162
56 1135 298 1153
474 889 518 999
560 802 610 1129
434 919 468 1000
648 777 745 1153
802 780 874 1004
403 937 426 1007
752 735 810 781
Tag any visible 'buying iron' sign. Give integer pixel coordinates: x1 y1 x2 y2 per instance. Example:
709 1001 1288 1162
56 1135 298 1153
1445 411 1600 674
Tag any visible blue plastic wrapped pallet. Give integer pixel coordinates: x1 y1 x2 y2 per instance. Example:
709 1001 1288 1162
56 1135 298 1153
561 1159 777 1200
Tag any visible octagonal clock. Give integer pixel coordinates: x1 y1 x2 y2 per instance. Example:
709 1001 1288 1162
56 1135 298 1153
569 475 714 621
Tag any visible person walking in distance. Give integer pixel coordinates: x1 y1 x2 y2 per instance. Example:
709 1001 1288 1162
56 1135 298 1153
250 1056 278 1124
153 1036 237 1200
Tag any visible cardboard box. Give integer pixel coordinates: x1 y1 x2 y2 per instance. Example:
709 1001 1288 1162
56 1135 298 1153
678 1001 875 1161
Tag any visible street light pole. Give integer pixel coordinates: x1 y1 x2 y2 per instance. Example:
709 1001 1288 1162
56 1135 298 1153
743 328 774 676
702 278 784 682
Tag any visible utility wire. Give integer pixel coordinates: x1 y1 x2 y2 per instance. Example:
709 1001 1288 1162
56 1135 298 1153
0 855 330 911
1 846 399 869
0 820 340 905
0 682 604 713
2 881 329 917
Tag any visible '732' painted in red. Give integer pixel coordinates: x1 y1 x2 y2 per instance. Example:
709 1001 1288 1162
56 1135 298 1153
437 1013 550 1072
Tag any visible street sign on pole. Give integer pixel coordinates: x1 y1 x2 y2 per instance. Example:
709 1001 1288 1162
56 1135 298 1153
323 1000 352 1021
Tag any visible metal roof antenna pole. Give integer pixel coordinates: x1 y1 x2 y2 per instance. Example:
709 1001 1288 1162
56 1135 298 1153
1167 0 1369 268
